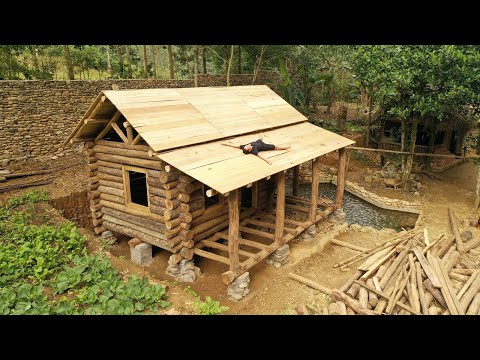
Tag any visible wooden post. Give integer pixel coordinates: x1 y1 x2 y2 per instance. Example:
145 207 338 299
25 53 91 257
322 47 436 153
310 158 320 222
252 182 258 208
293 165 300 197
275 171 285 244
228 189 240 273
335 148 347 209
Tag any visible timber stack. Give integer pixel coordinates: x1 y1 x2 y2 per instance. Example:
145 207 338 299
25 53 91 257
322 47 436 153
290 218 480 315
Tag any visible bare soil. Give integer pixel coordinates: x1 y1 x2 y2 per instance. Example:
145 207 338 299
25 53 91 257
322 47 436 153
1 151 479 314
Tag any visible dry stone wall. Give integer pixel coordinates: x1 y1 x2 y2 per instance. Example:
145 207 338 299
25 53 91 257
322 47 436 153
0 73 280 166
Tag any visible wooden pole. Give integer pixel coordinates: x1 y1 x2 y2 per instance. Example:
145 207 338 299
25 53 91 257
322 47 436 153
310 158 320 222
275 171 286 244
335 148 347 209
448 208 465 253
293 165 300 197
228 189 240 273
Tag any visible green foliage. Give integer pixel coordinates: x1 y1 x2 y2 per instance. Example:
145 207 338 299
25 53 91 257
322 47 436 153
0 192 170 315
345 122 364 133
183 285 198 297
2 190 48 210
193 296 229 315
350 150 372 163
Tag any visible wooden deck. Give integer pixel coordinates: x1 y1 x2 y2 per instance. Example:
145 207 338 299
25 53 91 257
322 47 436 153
193 196 336 284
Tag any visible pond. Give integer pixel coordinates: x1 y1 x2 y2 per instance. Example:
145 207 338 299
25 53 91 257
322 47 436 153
287 182 418 231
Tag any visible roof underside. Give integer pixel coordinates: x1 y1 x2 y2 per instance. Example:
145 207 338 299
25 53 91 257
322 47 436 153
66 85 307 151
158 122 355 194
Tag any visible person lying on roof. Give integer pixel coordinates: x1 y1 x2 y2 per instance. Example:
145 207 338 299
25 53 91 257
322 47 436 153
221 137 291 165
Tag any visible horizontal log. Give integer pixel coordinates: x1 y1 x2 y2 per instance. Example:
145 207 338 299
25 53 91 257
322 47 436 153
331 239 367 252
90 203 102 212
464 235 480 253
163 207 182 221
100 199 165 222
94 144 152 160
98 179 124 190
179 212 194 222
96 153 163 170
162 180 179 190
90 183 100 191
200 240 258 260
103 221 172 250
89 190 100 199
90 198 100 205
239 226 275 240
179 247 194 260
159 170 181 183
287 272 332 295
330 289 376 315
165 218 182 230
149 195 180 210
165 226 182 238
87 163 99 171
179 174 195 183
92 218 103 227
98 185 124 197
179 199 204 213
97 160 123 170
96 139 151 152
191 205 228 227
181 222 191 230
92 210 102 219
177 189 203 203
194 248 230 265
93 226 107 235
103 207 166 233
103 214 167 241
177 181 203 195
98 172 123 183
149 186 179 200
180 230 193 241
100 193 125 204
193 214 229 236
98 166 123 177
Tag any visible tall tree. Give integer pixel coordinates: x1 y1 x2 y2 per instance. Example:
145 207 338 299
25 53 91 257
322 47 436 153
142 45 148 78
202 46 207 74
237 45 241 74
151 45 157 79
227 45 234 86
30 45 39 77
125 45 132 78
168 45 174 79
63 45 74 80
106 45 112 79
252 45 266 84
194 45 199 87
116 45 124 78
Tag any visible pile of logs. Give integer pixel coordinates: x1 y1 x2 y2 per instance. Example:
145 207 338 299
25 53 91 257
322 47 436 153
289 209 480 315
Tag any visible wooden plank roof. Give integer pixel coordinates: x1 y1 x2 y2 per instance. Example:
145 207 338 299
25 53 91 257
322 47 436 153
157 122 355 194
65 85 307 151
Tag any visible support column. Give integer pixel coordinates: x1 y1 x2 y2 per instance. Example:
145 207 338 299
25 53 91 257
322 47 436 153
228 189 240 273
335 148 347 209
275 171 286 244
310 158 320 222
293 165 300 196
252 182 258 208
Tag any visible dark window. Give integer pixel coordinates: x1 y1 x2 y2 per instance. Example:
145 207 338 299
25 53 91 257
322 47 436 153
204 185 219 208
415 124 430 146
383 121 401 142
128 171 148 206
435 131 445 145
241 186 253 208
103 127 123 142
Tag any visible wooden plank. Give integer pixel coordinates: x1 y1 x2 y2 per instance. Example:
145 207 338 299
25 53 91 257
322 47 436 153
331 239 368 252
243 218 296 235
430 256 461 315
448 208 465 253
240 226 275 240
275 171 286 244
228 189 240 273
412 247 442 288
216 232 269 250
436 257 464 314
200 240 258 259
310 157 320 222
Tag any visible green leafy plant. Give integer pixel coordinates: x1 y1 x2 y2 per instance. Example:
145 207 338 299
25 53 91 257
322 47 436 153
193 296 229 315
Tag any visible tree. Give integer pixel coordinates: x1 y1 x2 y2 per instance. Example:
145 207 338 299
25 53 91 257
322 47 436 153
202 46 207 74
168 45 174 79
125 45 132 78
142 45 148 78
226 45 234 86
63 45 74 80
116 45 124 78
194 45 199 87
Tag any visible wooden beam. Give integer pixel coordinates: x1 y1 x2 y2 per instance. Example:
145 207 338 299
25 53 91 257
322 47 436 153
335 148 347 209
216 232 269 250
125 122 134 144
293 165 300 197
347 146 480 159
206 189 218 197
84 118 109 125
240 226 275 240
310 158 320 222
252 182 258 208
275 171 286 244
228 189 240 273
448 208 465 253
111 122 129 144
200 239 258 260
194 248 230 265
132 133 143 146
95 111 121 141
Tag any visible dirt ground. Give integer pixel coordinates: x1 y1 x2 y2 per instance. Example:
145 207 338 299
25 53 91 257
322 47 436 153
1 150 479 314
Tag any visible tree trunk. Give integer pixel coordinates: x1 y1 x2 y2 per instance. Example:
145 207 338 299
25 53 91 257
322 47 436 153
125 45 132 78
168 45 174 79
326 75 334 114
194 45 199 87
30 45 39 77
63 45 74 80
202 46 207 74
237 45 241 74
150 45 157 80
252 45 266 84
366 85 373 147
401 117 407 173
116 45 124 78
142 45 148 78
226 45 234 86
403 116 418 191
106 45 112 79
426 120 437 172
475 164 480 209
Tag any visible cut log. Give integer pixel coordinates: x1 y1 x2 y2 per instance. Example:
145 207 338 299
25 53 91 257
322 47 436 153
103 214 167 240
287 273 332 295
149 195 180 210
336 301 347 315
459 270 480 313
464 234 480 253
149 186 179 200
433 236 456 258
415 262 428 315
428 306 443 315
466 293 480 315
99 193 124 205
192 205 229 227
449 273 469 282
96 139 151 152
330 289 376 315
412 247 442 288
178 189 204 203
358 286 369 309
431 256 463 315
192 214 229 236
448 208 465 253
452 268 476 276
93 144 151 160
97 166 123 177
367 279 378 307
422 233 444 255
103 220 171 250
409 255 421 313
379 244 411 288
97 172 123 183
177 181 203 194
331 239 367 252
98 185 124 197
423 279 447 309
179 199 203 213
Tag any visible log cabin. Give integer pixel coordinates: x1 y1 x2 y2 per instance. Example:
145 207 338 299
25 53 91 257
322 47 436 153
64 85 354 286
